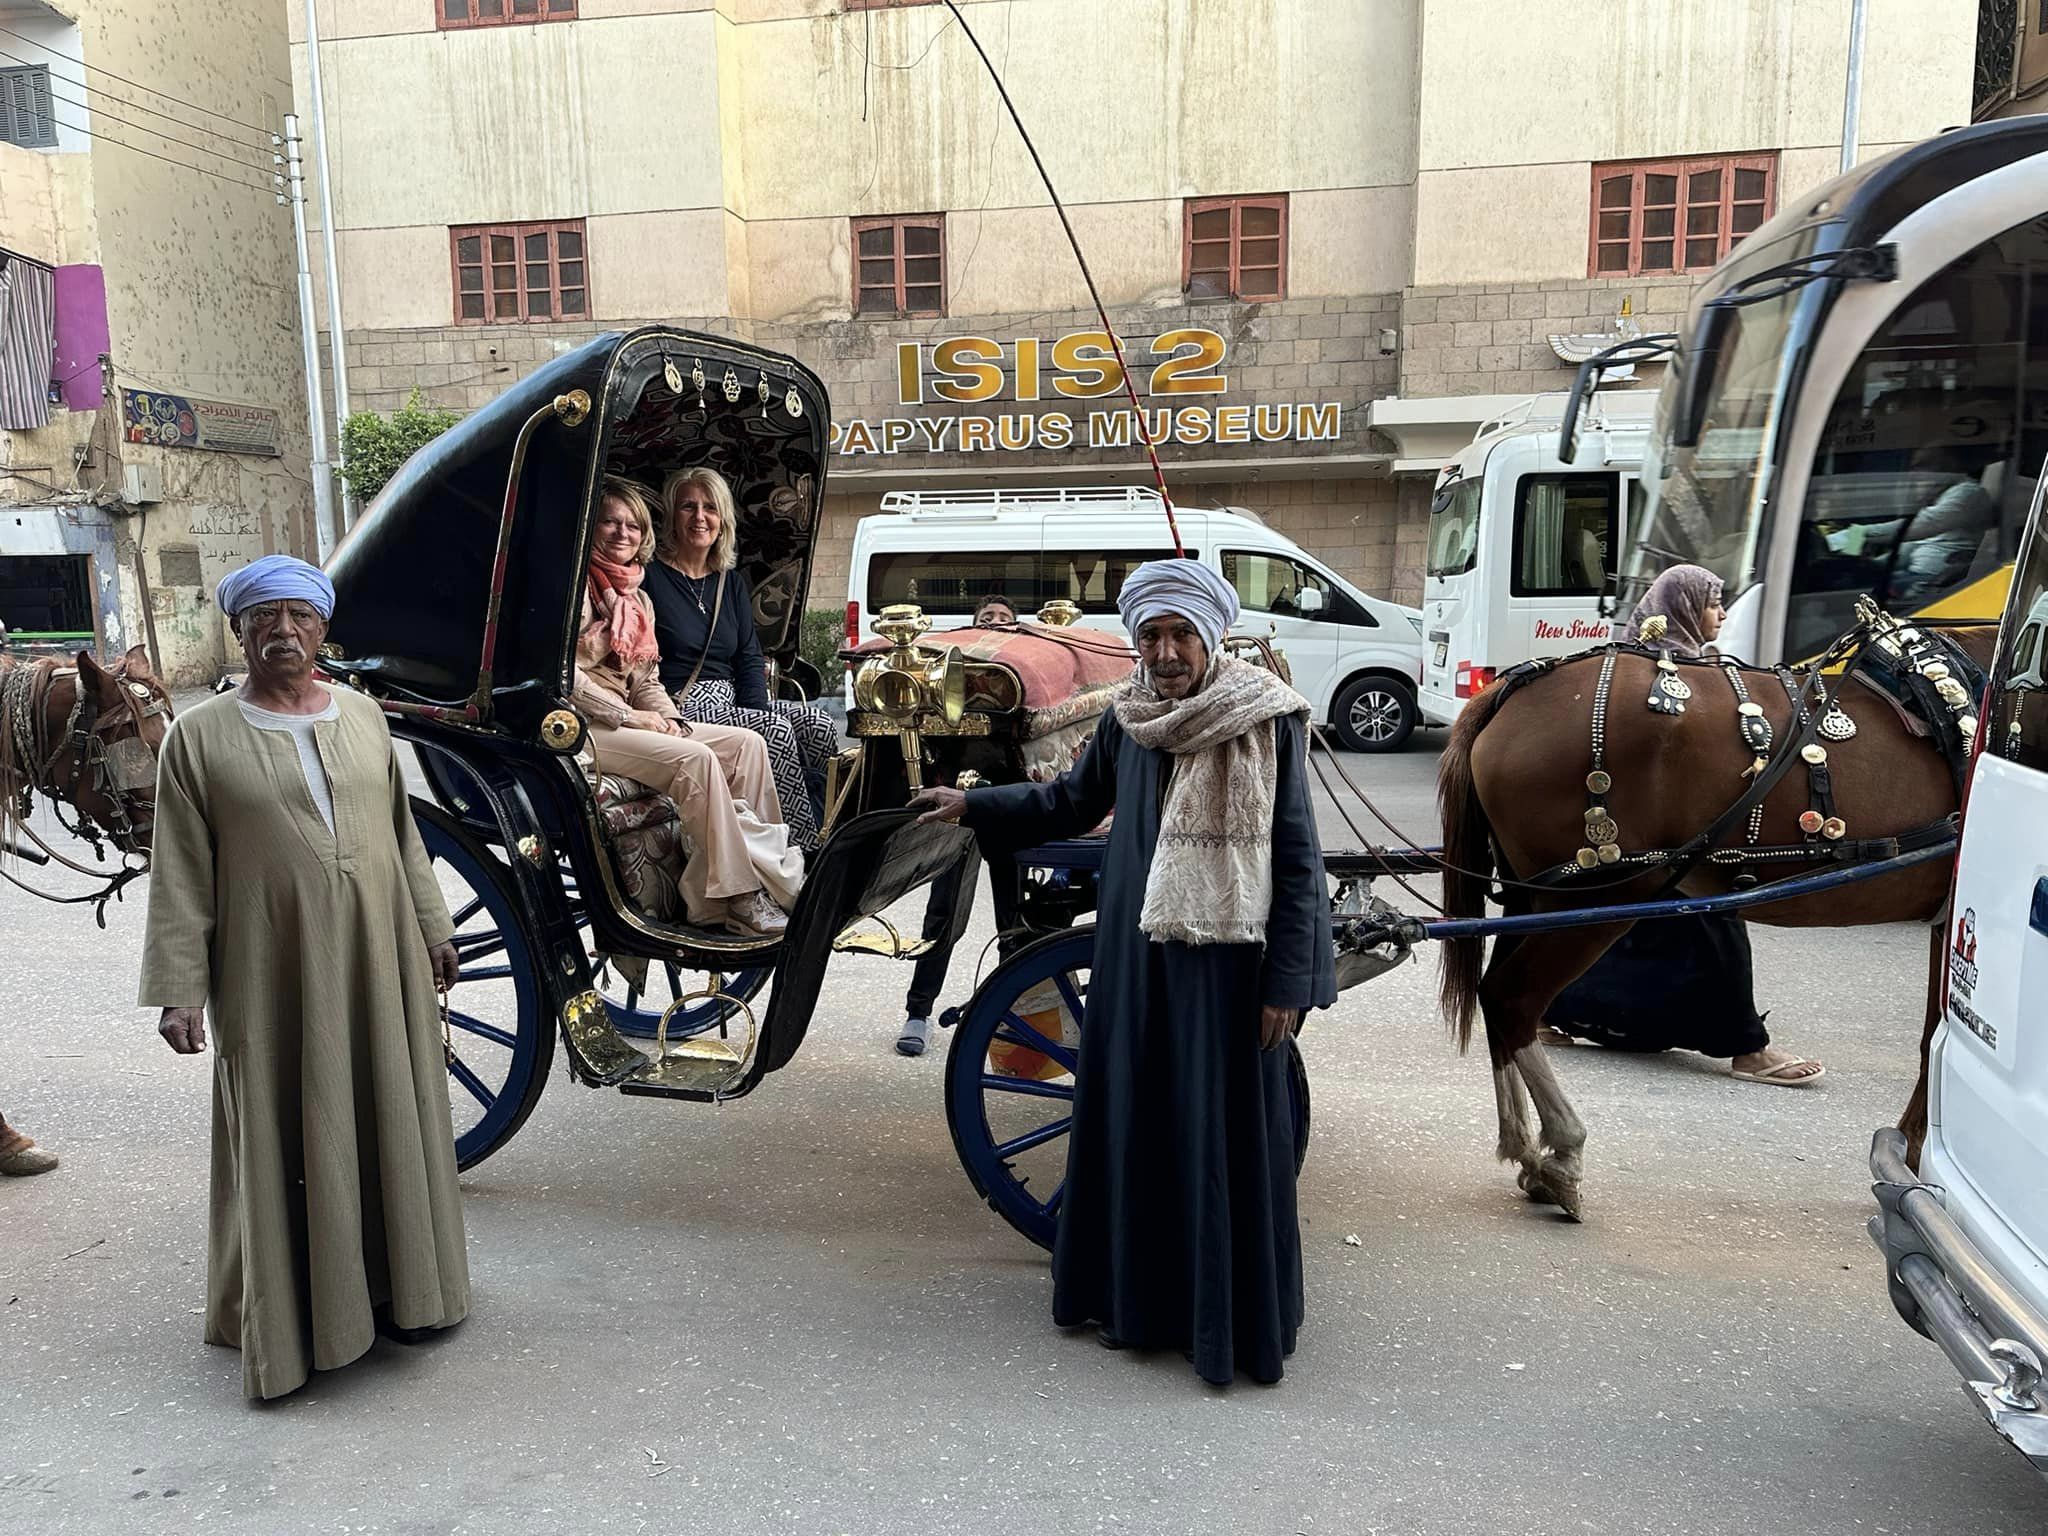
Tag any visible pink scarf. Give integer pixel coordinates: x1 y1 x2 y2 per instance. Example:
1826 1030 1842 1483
587 557 658 667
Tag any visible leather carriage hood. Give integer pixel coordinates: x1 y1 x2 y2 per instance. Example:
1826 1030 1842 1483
323 328 832 709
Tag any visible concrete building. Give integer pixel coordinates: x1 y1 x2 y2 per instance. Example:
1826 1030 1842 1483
293 0 1973 609
0 0 311 684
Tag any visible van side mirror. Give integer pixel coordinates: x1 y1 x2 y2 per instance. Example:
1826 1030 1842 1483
1294 587 1326 616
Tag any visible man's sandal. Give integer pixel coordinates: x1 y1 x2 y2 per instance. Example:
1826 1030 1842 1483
1730 1058 1826 1087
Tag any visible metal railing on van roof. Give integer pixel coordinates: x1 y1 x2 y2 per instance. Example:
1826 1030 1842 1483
877 486 1166 515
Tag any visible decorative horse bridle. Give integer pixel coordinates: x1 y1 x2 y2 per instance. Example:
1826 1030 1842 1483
0 657 168 923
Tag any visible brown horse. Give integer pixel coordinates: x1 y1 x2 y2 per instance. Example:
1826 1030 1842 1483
0 647 173 867
1435 628 1993 1220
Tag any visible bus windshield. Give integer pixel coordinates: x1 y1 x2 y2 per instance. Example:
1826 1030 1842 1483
1427 477 1481 578
1624 228 1825 612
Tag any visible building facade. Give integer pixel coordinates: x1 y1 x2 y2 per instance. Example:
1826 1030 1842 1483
293 0 1973 610
0 0 313 683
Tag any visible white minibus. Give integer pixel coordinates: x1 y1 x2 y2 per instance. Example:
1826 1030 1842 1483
845 486 1426 751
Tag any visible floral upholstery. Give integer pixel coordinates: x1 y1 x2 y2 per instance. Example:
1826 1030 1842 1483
589 768 685 923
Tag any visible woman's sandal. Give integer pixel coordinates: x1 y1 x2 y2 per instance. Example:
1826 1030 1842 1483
1730 1057 1826 1087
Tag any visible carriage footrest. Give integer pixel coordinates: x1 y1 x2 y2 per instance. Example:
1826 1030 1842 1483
617 1037 750 1102
831 916 939 960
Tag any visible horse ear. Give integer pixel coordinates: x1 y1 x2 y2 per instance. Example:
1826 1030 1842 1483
75 650 112 695
121 644 155 682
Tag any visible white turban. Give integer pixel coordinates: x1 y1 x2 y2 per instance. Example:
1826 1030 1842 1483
1116 558 1239 654
215 554 335 620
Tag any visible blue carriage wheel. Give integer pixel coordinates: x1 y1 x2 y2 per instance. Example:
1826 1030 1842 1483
945 926 1094 1252
945 926 1314 1250
414 801 551 1170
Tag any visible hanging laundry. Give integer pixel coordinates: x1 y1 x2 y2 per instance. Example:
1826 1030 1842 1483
0 253 57 429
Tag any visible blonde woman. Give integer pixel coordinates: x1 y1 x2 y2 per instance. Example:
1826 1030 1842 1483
643 467 837 851
574 477 791 936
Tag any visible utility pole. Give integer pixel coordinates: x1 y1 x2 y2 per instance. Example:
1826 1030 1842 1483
1840 0 1868 174
303 0 354 530
277 120 338 561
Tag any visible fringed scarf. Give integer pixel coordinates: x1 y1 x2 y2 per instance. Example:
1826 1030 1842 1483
586 557 659 667
1113 654 1310 945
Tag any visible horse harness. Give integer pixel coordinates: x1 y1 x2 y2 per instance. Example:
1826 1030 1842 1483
0 656 165 919
1499 597 1979 896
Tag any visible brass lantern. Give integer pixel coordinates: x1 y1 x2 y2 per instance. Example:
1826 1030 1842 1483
849 604 966 790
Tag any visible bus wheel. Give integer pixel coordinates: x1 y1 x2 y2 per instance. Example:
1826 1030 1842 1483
1333 676 1417 752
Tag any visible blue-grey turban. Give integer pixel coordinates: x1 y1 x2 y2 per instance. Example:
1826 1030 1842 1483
215 554 335 620
1116 558 1239 654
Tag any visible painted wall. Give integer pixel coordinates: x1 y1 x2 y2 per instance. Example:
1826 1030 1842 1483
1410 0 1976 286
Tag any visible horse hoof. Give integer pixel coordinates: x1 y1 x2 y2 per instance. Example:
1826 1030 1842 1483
1518 1169 1583 1221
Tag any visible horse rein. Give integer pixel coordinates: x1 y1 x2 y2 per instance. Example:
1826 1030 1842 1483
0 657 166 923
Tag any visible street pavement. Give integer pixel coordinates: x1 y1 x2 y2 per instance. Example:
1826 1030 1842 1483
2 719 2044 1534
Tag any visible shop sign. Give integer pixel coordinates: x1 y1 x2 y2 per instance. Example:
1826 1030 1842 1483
830 327 1343 457
121 388 281 457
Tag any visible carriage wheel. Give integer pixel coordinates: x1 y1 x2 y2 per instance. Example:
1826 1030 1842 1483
414 802 552 1170
945 924 1315 1251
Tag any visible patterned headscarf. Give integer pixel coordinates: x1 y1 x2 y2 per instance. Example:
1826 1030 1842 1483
1623 564 1723 657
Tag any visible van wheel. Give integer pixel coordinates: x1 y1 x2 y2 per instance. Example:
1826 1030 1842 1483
1332 676 1417 753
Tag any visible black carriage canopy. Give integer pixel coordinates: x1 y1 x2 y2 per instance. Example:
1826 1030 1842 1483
324 328 831 709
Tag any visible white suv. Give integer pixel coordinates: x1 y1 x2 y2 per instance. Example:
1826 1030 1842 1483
1871 483 2048 1476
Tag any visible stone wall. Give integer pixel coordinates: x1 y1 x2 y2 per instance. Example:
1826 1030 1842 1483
1396 274 1697 398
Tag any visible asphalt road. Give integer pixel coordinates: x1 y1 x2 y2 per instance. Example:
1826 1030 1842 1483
2 721 2043 1534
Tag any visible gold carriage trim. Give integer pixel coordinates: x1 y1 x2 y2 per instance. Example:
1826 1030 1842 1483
848 712 992 738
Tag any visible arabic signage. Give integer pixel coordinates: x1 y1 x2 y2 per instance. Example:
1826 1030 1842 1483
121 388 281 457
829 326 1344 458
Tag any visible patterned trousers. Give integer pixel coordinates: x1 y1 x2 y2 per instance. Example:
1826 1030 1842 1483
674 679 836 851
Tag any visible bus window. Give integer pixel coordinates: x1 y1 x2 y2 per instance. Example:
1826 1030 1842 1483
870 548 1200 617
1791 214 2048 658
1510 473 1615 597
1427 478 1481 578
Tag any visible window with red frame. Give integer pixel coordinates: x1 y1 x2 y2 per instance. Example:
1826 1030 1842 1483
1183 196 1287 302
451 221 588 324
852 215 945 317
1589 153 1776 277
439 0 575 28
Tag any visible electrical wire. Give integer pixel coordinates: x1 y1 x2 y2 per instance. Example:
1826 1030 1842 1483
0 48 275 172
934 0 1183 556
32 102 279 195
0 24 276 140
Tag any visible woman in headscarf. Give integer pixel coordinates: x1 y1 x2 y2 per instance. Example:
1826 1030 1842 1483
1544 563 1825 1086
641 468 838 853
574 477 793 937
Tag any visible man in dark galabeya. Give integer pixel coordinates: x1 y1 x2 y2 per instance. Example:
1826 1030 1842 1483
915 558 1335 1384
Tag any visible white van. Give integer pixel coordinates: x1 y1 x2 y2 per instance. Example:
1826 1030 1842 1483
1419 390 1660 726
845 486 1426 751
1869 481 2048 1475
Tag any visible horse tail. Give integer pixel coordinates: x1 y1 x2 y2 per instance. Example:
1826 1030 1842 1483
1437 682 1513 1051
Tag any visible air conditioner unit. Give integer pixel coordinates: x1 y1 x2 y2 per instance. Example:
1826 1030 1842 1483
120 461 163 506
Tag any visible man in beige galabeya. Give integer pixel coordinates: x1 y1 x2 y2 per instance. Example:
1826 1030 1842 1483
141 554 469 1400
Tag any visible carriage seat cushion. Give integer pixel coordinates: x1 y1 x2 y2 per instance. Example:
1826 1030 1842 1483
588 771 685 921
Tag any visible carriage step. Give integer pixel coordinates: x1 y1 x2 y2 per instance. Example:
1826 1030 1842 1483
616 1036 750 1102
832 916 939 960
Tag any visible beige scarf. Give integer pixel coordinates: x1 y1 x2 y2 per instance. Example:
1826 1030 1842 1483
1113 654 1310 945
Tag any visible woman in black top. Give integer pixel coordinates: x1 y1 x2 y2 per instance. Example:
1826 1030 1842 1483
644 468 835 851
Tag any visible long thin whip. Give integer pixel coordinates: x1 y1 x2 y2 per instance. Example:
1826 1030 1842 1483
935 0 1184 558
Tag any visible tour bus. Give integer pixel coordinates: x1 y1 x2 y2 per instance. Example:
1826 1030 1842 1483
1591 114 2048 1464
844 485 1427 751
1419 389 1659 726
1590 119 2048 665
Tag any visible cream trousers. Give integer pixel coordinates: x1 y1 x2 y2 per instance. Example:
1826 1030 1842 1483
586 719 783 923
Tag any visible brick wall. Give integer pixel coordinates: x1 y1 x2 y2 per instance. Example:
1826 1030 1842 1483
1397 274 1696 398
